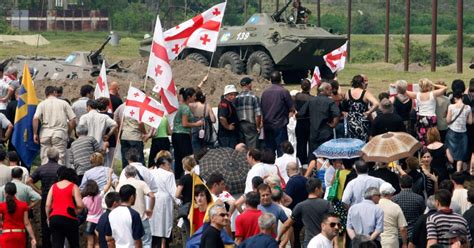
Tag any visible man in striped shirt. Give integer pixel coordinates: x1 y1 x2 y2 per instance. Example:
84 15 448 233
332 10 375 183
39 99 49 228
234 77 262 149
426 189 472 246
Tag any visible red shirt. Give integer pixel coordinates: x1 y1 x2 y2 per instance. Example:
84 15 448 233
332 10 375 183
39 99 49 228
0 198 28 229
192 207 206 233
235 208 262 239
50 182 78 220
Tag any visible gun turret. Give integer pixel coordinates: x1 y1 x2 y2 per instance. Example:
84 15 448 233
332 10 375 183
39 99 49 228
272 0 293 22
89 36 111 65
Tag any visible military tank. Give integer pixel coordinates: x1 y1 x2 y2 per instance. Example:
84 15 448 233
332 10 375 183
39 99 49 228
139 0 347 81
5 37 128 80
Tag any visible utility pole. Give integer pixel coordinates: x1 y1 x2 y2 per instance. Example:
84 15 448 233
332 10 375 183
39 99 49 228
244 0 248 21
317 0 321 27
347 0 352 62
457 0 463 73
259 0 262 13
384 0 390 63
431 0 437 72
276 0 279 12
404 0 410 72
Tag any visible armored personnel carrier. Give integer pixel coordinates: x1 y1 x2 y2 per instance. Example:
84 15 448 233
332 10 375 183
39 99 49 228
4 37 127 80
139 0 347 81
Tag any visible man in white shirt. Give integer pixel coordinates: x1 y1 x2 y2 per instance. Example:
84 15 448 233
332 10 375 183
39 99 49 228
244 148 266 194
78 99 117 150
119 148 158 192
308 213 340 248
117 166 155 248
105 184 144 248
342 160 385 207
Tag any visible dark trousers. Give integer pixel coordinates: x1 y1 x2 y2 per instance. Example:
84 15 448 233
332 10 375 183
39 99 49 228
240 121 259 149
40 197 52 248
148 137 171 166
295 119 310 165
120 140 144 168
218 135 239 149
263 126 288 156
49 215 79 248
172 133 193 179
152 236 171 248
292 221 303 248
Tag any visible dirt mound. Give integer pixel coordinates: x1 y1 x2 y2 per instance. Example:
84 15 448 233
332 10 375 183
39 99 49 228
35 59 270 106
394 62 425 72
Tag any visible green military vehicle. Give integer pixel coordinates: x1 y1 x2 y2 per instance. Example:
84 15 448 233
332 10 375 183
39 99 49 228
139 0 347 81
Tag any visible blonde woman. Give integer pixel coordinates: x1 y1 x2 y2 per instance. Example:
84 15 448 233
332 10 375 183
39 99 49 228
80 152 117 191
406 78 447 147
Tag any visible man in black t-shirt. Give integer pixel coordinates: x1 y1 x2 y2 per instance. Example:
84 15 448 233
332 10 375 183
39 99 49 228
218 85 239 148
200 204 229 248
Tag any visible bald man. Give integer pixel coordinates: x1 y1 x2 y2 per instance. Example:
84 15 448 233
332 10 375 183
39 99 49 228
109 81 123 112
296 83 340 160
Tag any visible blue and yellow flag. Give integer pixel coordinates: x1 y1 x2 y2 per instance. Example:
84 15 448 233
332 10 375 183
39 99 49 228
11 64 40 167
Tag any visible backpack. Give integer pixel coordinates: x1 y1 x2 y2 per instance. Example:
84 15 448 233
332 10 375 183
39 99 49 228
199 104 217 146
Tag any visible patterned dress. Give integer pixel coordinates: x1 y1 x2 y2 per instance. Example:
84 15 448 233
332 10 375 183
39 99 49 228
346 89 370 142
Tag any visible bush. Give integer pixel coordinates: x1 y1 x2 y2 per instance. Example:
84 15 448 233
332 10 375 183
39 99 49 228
434 50 454 66
395 38 430 64
441 34 474 48
352 48 383 63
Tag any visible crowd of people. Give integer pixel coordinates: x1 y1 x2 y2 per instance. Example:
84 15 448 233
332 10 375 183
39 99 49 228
0 63 473 248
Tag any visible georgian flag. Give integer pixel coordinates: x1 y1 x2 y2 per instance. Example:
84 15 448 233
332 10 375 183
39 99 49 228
94 62 112 112
163 2 226 60
323 41 348 73
147 16 179 115
124 86 165 129
311 66 322 88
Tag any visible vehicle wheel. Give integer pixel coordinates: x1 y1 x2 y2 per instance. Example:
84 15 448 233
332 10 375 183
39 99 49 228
246 51 274 79
185 53 209 66
217 51 245 74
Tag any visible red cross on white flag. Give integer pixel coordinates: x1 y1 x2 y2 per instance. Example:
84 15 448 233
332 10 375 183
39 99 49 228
163 2 227 60
94 62 112 112
323 41 348 73
147 16 179 116
124 86 166 128
311 66 322 89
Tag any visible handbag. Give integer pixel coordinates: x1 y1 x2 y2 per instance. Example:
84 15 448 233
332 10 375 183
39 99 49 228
327 170 340 201
177 201 191 219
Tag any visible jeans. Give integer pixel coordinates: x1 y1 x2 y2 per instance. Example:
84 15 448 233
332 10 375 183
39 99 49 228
218 135 239 149
263 126 288 156
120 140 144 168
142 219 152 248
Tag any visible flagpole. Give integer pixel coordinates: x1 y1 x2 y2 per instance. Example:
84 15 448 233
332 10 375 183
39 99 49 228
143 76 149 92
205 0 226 81
110 81 133 172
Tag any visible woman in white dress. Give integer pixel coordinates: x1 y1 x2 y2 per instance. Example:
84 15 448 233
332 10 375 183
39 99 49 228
149 156 176 248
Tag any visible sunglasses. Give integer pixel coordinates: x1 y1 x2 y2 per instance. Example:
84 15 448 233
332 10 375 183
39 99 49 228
329 222 341 228
219 213 229 218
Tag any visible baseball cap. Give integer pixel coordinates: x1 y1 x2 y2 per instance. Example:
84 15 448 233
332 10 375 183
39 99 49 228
224 85 238 95
379 182 396 195
240 77 253 86
442 224 469 239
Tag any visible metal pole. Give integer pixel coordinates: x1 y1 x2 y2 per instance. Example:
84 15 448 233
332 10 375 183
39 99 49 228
276 0 279 12
317 0 321 27
431 0 437 72
385 0 390 63
347 0 352 61
244 0 248 21
457 0 463 74
259 0 262 13
404 0 410 72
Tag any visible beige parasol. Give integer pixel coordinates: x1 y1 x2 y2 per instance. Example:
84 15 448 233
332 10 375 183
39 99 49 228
361 132 422 163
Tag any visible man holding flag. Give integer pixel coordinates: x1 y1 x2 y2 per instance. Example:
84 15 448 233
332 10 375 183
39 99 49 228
12 64 40 167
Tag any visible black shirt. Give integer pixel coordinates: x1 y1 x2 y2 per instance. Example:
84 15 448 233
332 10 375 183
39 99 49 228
410 209 436 248
371 112 406 136
110 94 123 113
463 206 474 240
96 210 111 248
5 100 17 124
217 98 239 137
200 226 224 248
178 174 193 204
369 168 401 194
30 161 61 196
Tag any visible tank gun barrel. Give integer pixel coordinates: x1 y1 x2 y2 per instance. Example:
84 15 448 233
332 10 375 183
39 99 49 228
272 0 293 22
89 36 111 63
